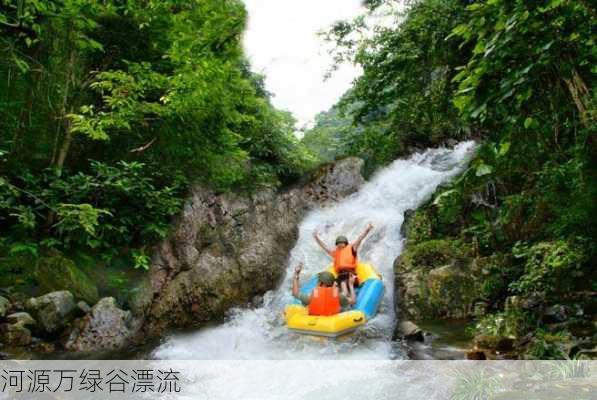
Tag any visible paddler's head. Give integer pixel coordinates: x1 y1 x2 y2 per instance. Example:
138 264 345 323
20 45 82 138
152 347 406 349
335 235 349 249
317 271 336 287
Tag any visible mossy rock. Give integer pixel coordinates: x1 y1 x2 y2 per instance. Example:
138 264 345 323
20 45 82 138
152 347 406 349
432 188 464 227
426 264 478 318
397 239 468 273
402 209 433 243
34 256 99 304
395 238 480 319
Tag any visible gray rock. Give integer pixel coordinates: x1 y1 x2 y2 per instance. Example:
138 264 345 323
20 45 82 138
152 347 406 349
400 209 416 237
134 157 365 337
6 312 36 327
542 304 570 324
26 290 76 333
0 322 32 346
395 320 424 342
65 297 138 352
521 292 545 310
0 296 10 318
77 301 91 315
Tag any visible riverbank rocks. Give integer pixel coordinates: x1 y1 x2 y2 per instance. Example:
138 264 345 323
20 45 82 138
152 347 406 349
6 312 36 327
65 297 139 352
0 296 10 318
394 239 482 320
26 291 76 334
134 157 365 337
0 322 32 346
394 320 424 342
467 335 518 360
34 255 99 304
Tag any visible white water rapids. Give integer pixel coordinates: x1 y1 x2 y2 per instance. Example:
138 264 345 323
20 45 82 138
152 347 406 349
153 141 476 361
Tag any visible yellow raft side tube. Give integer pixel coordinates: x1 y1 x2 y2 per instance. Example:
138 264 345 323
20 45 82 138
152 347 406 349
284 262 382 337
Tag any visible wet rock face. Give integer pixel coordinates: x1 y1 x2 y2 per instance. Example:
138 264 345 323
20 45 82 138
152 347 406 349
134 157 365 337
65 297 138 352
394 239 482 320
26 291 76 334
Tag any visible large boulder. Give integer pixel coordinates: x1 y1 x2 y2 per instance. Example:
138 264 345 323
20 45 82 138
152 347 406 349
133 158 365 336
394 239 481 320
65 297 139 352
26 290 76 334
34 256 99 304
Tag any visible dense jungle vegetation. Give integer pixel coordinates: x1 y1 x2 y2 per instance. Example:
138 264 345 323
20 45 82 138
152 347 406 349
1 0 595 358
0 0 314 275
303 0 595 357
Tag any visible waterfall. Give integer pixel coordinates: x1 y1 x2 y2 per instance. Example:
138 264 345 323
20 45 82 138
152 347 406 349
153 141 476 360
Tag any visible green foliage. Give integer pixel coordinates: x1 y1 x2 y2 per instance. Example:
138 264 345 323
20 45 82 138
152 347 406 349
433 188 464 227
1 0 316 270
510 240 589 297
405 210 433 243
398 239 468 272
450 369 499 400
544 360 590 378
328 0 595 356
450 0 594 130
0 161 185 257
313 0 471 171
301 106 353 163
131 248 150 271
473 309 535 339
55 204 112 237
525 329 570 360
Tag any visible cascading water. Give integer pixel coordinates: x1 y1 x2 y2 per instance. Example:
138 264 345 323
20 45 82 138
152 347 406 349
153 141 476 361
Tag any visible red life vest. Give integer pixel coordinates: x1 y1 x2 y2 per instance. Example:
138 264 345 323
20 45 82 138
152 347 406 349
308 286 341 316
333 245 357 273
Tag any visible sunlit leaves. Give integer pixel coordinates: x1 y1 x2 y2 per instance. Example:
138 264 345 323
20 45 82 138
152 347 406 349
55 203 112 236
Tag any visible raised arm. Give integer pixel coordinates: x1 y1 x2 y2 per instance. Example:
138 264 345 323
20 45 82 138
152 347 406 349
291 263 303 298
313 230 333 257
352 223 373 251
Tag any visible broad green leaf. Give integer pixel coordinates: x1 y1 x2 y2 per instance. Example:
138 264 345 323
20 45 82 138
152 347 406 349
498 141 511 156
476 163 493 177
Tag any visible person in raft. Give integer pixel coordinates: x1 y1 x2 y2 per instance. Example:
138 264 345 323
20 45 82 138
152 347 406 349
291 263 356 315
313 223 374 293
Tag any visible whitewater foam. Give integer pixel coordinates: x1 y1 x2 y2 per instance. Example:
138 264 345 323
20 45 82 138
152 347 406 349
153 141 476 360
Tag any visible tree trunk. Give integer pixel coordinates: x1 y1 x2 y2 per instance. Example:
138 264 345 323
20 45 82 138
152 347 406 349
51 33 77 176
563 68 591 128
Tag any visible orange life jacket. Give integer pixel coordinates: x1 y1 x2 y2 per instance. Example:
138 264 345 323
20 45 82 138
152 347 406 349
308 286 341 316
333 245 357 273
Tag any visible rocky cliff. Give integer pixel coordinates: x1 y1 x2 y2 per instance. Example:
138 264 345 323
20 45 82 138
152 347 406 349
132 157 365 337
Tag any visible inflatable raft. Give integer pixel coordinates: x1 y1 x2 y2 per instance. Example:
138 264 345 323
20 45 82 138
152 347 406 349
284 262 384 337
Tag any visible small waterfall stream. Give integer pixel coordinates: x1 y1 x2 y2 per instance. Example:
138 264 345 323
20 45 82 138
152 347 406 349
153 141 476 361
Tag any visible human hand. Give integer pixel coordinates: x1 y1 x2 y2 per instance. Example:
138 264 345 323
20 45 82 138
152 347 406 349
349 273 356 286
366 223 374 232
294 263 303 276
312 230 319 239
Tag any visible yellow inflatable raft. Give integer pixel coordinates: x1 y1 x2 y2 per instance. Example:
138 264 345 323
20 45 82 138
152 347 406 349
284 262 383 337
